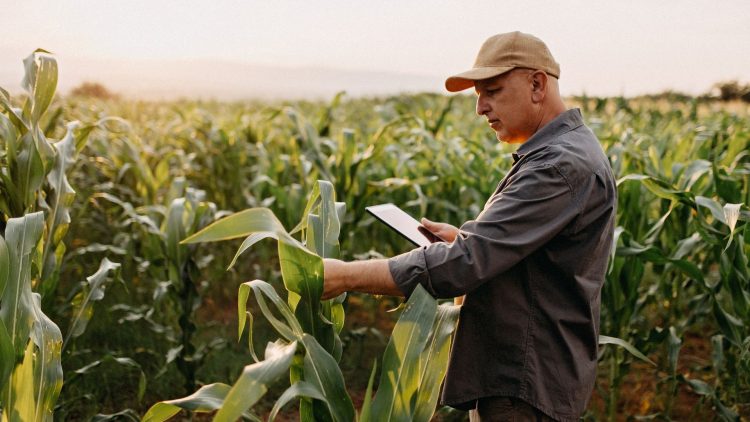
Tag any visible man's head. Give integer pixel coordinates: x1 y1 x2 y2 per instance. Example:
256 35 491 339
446 32 566 143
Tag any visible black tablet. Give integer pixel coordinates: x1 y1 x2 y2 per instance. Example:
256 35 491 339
365 203 445 247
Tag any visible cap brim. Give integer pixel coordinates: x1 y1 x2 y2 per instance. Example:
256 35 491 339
445 66 516 92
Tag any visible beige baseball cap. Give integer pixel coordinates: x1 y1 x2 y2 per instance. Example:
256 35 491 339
445 31 560 92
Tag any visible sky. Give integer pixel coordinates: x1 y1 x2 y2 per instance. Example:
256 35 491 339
2 0 750 100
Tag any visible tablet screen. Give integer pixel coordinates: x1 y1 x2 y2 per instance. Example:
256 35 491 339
365 203 443 247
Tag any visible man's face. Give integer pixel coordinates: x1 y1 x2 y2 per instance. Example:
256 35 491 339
474 69 538 143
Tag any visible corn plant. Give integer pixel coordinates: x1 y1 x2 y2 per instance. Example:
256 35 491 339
0 50 123 421
93 177 218 394
143 180 460 421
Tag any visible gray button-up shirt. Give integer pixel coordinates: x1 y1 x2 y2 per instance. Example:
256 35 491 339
388 108 616 422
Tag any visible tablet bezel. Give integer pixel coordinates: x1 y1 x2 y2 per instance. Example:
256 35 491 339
365 203 445 247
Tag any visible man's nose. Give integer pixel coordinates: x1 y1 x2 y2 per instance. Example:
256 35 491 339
476 96 489 116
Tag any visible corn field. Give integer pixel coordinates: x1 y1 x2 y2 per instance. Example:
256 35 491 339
1 51 749 421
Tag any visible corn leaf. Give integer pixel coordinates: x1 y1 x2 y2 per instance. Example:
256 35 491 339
0 235 8 301
0 319 13 392
370 284 438 422
29 293 63 422
0 212 44 359
3 339 36 421
299 334 355 422
599 335 655 366
268 381 327 421
358 360 378 422
12 132 45 213
22 49 57 125
239 280 303 343
413 303 460 422
65 258 121 346
182 207 301 246
213 340 298 422
141 383 234 422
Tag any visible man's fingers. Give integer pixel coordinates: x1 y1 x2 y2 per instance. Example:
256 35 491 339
421 217 443 230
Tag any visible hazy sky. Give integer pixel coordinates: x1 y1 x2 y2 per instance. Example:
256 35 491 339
2 0 749 99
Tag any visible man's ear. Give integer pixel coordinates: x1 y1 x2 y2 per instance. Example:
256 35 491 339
530 71 548 103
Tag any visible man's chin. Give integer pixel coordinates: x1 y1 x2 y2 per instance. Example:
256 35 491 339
495 133 517 144
496 132 525 144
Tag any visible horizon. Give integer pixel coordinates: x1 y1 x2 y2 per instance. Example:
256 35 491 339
3 1 750 101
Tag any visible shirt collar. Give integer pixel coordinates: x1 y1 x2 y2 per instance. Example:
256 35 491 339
512 108 584 163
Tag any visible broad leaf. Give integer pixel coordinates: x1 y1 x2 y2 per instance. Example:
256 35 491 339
70 356 146 402
65 258 121 346
239 280 303 342
182 207 302 247
300 334 355 422
358 360 378 422
3 339 36 421
370 285 437 422
0 320 13 392
22 49 58 124
413 303 460 422
268 381 327 421
142 383 234 422
40 122 80 293
29 293 63 422
0 212 44 359
213 340 298 422
12 132 44 213
599 335 655 366
0 236 8 298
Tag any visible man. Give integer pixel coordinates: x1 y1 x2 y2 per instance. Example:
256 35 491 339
323 31 616 422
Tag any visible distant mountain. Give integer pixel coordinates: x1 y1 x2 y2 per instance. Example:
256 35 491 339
0 55 445 100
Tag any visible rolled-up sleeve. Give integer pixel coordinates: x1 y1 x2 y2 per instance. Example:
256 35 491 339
388 163 580 298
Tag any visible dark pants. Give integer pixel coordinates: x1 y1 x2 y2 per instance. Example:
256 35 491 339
468 396 557 422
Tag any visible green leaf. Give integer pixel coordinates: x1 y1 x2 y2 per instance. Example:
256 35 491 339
22 49 58 124
29 293 63 421
13 131 45 212
371 284 438 422
618 174 694 205
0 235 9 299
268 381 327 421
299 334 355 422
213 340 298 422
712 300 743 345
279 241 325 339
413 304 460 422
696 196 727 225
0 319 13 392
599 335 656 366
683 376 713 395
65 258 121 347
0 86 28 131
0 212 45 359
358 360 378 422
70 355 146 401
142 383 234 422
3 339 36 421
89 409 141 422
290 181 322 235
314 180 343 259
227 232 277 270
239 280 303 342
241 311 259 362
182 207 301 247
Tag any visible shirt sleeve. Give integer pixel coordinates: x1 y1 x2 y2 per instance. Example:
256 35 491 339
388 163 579 298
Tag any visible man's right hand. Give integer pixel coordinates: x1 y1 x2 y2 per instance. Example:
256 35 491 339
419 218 460 243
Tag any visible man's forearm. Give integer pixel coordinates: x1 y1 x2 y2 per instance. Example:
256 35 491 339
322 258 404 299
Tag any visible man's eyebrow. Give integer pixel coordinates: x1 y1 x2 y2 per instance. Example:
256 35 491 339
476 81 501 92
